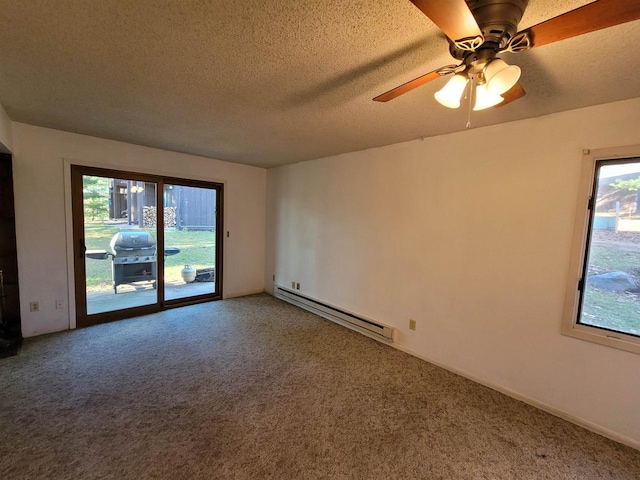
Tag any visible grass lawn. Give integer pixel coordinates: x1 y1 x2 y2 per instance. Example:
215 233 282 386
581 288 640 336
84 222 215 291
586 241 640 276
580 230 640 336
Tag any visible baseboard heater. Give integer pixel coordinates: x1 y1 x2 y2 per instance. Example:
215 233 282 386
275 286 395 343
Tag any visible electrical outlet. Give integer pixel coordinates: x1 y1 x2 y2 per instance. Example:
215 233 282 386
409 319 416 331
296 283 300 290
55 299 64 310
30 301 40 312
272 274 275 281
291 281 296 289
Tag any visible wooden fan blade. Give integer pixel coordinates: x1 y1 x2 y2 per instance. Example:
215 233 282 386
373 69 448 102
495 82 526 108
523 0 640 49
410 0 482 42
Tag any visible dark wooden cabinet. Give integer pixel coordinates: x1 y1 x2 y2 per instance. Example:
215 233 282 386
0 153 22 357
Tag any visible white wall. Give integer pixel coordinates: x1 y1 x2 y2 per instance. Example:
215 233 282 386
265 98 640 447
0 104 13 153
12 123 266 337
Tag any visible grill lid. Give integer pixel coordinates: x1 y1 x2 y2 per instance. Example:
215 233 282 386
110 231 156 254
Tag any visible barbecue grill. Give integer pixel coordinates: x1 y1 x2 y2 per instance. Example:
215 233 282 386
86 231 180 293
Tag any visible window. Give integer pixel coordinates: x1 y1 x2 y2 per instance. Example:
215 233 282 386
563 146 640 354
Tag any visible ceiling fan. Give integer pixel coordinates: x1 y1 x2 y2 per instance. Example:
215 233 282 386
373 0 640 111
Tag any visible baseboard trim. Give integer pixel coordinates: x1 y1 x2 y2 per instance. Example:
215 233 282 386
392 343 640 452
224 289 265 300
23 324 69 338
266 291 639 451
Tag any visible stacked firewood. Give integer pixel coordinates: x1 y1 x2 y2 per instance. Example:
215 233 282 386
165 207 177 228
142 207 177 228
142 207 155 227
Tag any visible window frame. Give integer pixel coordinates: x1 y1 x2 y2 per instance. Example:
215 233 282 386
562 145 640 355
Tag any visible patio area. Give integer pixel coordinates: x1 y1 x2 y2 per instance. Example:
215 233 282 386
86 281 214 314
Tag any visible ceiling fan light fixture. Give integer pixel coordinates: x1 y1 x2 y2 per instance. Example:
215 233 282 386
434 73 468 109
473 83 504 111
484 59 521 95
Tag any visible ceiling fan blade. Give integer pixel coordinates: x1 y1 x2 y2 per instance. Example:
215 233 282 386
410 0 482 42
522 0 640 49
373 66 454 102
495 82 526 108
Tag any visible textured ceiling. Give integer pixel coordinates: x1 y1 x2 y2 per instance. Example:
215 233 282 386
0 0 639 168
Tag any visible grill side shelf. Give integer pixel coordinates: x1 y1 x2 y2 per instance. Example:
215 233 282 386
85 250 111 260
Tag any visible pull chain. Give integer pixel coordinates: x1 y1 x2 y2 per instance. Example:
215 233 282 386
466 76 474 129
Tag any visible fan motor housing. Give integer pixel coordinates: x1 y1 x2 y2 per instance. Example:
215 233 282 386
449 0 529 59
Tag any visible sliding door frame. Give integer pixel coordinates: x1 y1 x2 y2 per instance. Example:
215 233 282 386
71 165 224 328
161 175 224 308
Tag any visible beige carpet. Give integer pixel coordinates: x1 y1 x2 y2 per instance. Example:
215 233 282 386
1 294 638 479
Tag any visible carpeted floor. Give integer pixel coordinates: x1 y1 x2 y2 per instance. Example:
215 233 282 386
1 294 639 479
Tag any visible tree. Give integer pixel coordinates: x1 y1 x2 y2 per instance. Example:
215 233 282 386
610 177 640 213
83 176 109 220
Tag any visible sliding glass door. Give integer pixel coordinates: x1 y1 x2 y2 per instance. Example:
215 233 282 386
72 166 223 327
